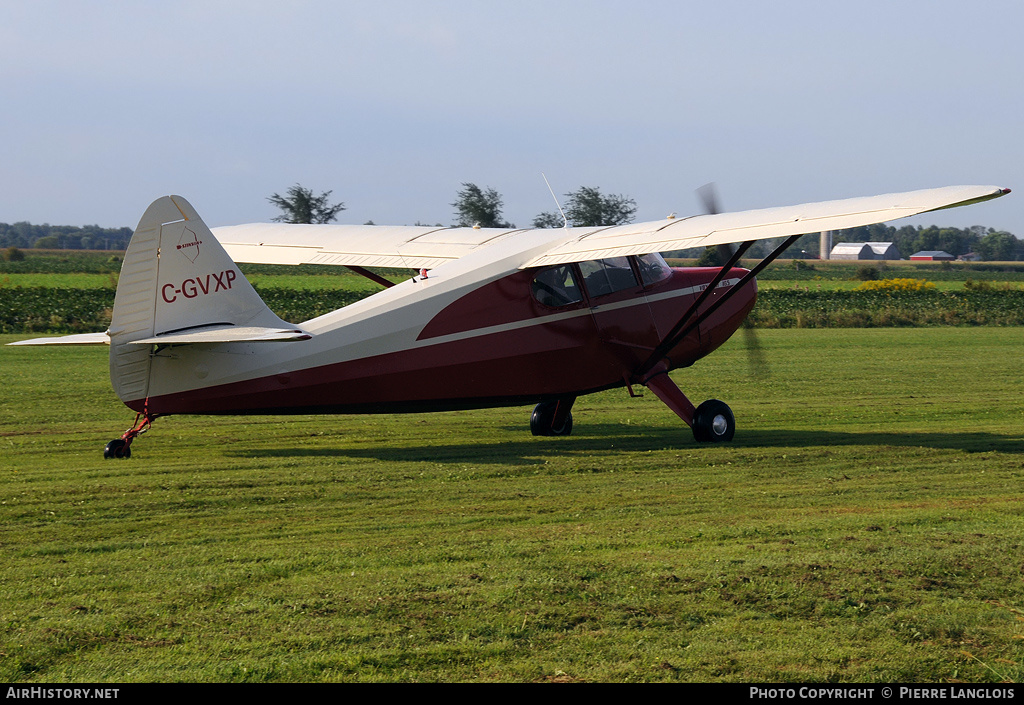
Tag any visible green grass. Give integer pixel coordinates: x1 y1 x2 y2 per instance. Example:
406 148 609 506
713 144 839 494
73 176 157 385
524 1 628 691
1 329 1022 682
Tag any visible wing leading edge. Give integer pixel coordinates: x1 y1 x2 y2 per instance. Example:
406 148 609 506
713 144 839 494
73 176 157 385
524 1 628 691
211 185 1008 271
524 185 1010 267
214 223 528 269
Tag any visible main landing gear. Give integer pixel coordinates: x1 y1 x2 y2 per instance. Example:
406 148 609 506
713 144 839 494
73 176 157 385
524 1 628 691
641 365 736 443
530 397 575 436
103 411 156 459
691 399 735 443
528 377 737 442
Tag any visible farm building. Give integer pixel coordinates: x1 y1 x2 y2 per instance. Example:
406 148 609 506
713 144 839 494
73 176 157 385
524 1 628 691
910 251 955 261
829 241 901 260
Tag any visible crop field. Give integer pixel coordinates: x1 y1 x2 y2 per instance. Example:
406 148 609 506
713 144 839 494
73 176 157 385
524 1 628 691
5 254 1024 334
2 328 1022 683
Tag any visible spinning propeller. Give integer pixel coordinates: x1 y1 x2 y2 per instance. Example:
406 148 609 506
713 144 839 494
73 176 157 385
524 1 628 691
696 183 769 379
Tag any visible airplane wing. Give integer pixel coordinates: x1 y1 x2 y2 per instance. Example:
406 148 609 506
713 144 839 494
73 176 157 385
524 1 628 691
212 185 1008 270
523 185 1010 267
214 223 527 269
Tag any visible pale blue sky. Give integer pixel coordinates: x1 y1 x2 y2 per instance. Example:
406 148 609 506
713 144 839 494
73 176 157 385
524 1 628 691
1 0 1020 235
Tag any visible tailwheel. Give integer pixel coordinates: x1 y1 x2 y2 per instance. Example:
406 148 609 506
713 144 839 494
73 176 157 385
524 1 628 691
103 438 131 459
103 410 156 459
692 399 735 443
530 398 575 437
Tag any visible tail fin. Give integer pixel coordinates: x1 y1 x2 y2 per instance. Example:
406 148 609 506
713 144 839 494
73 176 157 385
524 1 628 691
110 195 307 404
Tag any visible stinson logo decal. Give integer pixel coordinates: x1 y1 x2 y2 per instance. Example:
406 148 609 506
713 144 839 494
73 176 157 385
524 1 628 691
161 270 237 304
176 227 203 263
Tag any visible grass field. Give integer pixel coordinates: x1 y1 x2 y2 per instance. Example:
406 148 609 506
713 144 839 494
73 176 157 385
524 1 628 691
2 328 1022 683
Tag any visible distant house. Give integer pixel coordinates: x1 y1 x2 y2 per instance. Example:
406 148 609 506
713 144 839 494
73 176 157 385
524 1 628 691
910 251 955 261
829 241 900 260
958 252 981 262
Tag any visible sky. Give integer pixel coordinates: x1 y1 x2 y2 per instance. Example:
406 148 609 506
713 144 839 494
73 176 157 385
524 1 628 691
1 0 1021 236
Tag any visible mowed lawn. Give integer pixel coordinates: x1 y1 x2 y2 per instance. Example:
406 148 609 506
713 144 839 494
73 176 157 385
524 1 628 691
1 328 1022 683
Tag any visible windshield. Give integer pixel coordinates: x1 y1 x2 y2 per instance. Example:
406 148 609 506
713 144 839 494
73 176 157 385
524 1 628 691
636 252 672 286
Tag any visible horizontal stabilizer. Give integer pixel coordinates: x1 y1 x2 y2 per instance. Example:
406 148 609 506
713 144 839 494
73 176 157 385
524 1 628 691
129 324 312 345
7 332 110 346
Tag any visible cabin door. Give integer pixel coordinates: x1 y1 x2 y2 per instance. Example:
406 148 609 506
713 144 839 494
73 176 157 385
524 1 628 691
579 257 660 372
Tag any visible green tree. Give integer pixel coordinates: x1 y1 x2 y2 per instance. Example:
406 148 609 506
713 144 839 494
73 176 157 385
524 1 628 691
531 211 565 229
566 186 636 227
839 224 992 259
976 230 1018 261
268 184 346 224
535 186 637 228
452 183 512 228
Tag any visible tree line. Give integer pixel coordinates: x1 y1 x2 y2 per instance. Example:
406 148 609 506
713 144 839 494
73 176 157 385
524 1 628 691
267 182 638 229
0 222 133 251
830 223 1021 260
4 183 1020 261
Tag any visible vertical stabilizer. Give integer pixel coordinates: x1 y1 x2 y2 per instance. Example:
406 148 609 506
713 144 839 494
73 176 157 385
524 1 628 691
109 195 296 406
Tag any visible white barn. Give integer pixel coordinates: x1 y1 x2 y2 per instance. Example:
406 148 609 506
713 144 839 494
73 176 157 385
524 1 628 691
829 241 900 260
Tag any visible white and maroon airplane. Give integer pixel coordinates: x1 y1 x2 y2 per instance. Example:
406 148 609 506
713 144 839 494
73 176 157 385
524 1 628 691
10 185 1010 457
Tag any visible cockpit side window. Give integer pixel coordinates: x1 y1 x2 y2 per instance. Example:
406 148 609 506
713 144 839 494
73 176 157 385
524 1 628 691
532 265 583 308
579 257 638 298
636 252 673 286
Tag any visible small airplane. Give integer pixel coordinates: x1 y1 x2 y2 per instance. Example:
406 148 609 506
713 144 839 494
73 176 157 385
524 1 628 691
10 185 1010 458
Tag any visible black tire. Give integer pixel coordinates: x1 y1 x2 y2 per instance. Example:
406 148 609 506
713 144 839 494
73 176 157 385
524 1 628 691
530 401 573 437
103 438 131 459
692 399 735 443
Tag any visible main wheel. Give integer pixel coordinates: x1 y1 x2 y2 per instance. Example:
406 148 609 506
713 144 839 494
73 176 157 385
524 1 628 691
530 401 573 437
692 399 735 443
103 438 131 459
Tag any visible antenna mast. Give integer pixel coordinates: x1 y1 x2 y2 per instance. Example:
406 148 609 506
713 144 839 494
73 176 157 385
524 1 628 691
541 173 569 228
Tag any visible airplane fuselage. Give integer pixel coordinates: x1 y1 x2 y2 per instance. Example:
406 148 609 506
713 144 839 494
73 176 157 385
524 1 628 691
132 258 755 416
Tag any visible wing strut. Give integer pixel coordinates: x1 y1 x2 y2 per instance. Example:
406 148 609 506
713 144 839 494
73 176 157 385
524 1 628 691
344 266 396 288
636 234 802 379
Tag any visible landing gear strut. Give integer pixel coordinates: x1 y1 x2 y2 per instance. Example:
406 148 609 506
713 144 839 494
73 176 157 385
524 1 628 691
530 397 575 436
103 410 156 459
641 365 736 443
